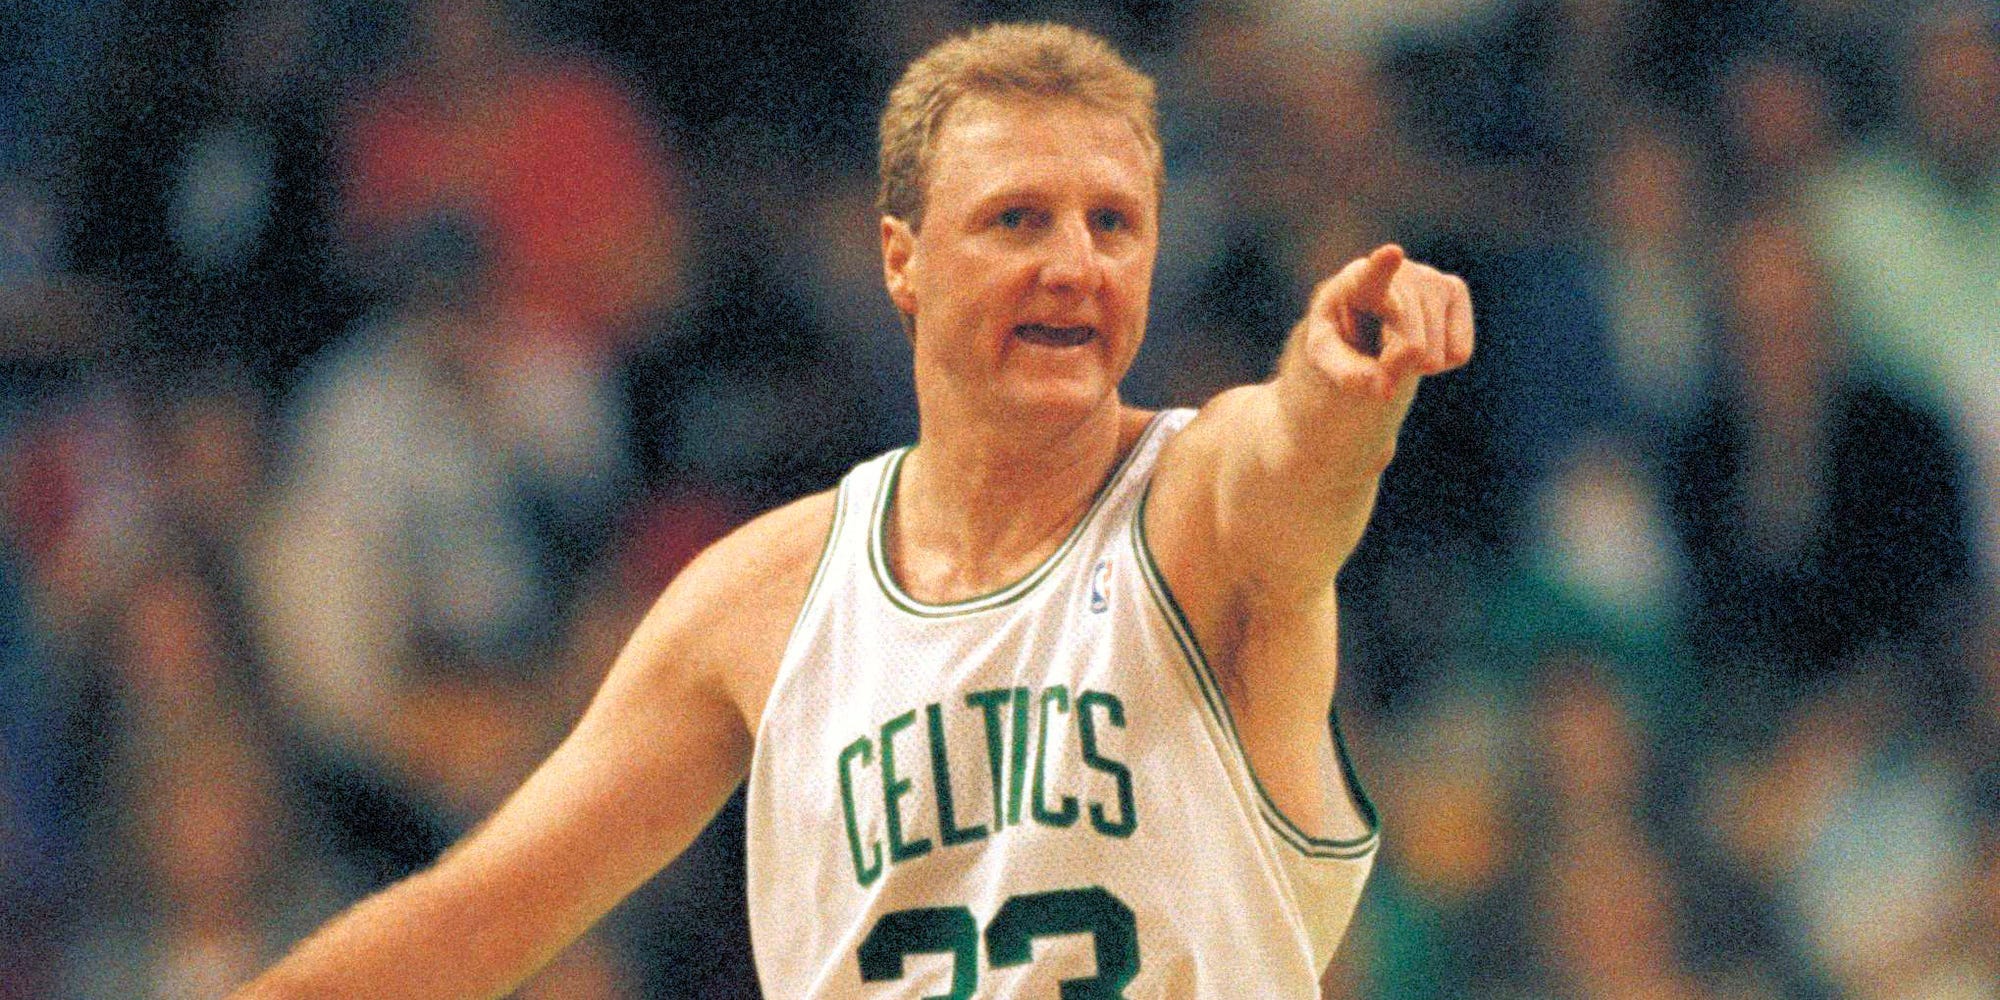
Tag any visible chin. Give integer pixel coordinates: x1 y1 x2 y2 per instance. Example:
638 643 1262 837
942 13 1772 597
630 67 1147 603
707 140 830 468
995 373 1122 426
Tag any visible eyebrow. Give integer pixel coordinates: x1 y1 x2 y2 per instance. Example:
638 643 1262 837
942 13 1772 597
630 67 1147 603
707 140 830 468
964 180 1148 218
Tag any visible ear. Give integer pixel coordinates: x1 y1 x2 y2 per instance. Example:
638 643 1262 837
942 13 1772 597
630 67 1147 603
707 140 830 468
881 215 918 317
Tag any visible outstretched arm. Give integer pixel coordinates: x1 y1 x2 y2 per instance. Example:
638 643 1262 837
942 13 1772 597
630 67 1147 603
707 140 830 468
1151 244 1472 614
235 616 750 1000
1142 243 1470 837
1145 244 1471 729
233 492 833 999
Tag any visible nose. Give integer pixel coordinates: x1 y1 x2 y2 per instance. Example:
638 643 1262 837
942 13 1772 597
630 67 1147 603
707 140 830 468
1038 213 1103 295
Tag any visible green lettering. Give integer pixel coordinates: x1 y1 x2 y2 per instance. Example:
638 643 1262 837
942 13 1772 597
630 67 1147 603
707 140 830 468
838 736 882 886
926 702 987 847
1032 686 1078 827
1078 691 1136 838
1008 686 1031 827
967 689 1012 831
881 710 931 863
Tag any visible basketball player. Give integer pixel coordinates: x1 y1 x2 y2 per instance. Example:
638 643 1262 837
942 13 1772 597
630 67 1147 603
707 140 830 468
235 22 1472 999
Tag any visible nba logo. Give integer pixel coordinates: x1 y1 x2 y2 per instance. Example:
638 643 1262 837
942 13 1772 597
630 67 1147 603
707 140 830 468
1088 559 1112 613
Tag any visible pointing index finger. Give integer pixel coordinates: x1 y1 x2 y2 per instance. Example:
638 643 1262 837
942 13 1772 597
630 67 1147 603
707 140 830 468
1322 243 1404 357
1350 243 1404 311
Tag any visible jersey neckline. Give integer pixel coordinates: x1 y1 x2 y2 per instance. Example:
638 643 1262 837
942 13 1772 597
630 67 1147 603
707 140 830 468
867 411 1171 618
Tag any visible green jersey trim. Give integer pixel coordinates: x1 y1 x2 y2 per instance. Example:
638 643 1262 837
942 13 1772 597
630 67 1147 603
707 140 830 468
867 412 1172 618
794 482 850 636
773 479 854 683
1131 484 1381 860
763 478 856 745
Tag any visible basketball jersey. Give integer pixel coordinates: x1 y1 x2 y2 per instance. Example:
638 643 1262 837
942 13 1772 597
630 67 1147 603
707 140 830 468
745 408 1379 998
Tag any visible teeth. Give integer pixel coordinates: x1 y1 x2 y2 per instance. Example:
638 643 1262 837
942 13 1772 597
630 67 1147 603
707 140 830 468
1017 324 1094 347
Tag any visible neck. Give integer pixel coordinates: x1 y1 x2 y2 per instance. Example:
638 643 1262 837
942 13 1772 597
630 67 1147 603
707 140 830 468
889 403 1145 603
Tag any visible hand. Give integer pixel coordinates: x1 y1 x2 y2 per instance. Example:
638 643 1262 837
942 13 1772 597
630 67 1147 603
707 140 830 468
1303 244 1474 401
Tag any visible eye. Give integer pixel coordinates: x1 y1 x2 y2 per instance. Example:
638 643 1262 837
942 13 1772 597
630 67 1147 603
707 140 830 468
997 208 1027 229
1092 209 1127 232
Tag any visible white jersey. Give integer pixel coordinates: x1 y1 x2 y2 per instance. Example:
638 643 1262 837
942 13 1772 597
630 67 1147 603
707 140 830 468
745 409 1378 998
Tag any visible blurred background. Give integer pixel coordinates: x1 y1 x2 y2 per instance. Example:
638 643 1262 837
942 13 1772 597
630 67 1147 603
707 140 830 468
0 0 1996 996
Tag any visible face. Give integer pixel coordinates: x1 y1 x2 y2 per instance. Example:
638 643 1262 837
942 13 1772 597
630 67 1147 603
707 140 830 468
881 94 1158 428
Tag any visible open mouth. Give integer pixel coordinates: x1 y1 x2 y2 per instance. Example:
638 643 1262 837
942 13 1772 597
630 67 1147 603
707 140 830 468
1014 324 1097 348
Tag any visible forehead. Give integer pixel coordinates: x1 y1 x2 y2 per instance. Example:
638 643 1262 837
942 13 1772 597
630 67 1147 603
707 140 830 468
925 95 1156 210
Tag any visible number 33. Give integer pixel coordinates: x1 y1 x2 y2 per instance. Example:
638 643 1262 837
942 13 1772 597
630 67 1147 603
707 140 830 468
857 886 1140 999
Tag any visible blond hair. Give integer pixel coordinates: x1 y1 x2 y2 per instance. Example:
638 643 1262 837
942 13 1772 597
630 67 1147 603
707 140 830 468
878 22 1163 229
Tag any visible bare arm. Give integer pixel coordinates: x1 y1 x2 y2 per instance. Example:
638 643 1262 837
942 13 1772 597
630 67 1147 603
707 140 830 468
234 492 834 999
1150 244 1473 622
1144 245 1471 831
1152 245 1464 628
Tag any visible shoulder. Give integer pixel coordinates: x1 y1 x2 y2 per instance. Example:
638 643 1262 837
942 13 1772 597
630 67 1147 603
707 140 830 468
627 487 841 728
670 488 840 616
647 487 839 644
1150 386 1276 477
1144 385 1277 566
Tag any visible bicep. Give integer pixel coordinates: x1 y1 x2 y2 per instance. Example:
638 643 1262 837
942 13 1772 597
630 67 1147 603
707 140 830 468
242 607 754 1000
1147 386 1375 630
453 615 754 922
396 605 751 999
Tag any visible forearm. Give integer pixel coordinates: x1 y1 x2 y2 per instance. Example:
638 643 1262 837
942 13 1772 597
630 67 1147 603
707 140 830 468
234 678 749 999
1269 317 1420 486
1148 243 1470 646
234 844 604 999
1262 241 1462 502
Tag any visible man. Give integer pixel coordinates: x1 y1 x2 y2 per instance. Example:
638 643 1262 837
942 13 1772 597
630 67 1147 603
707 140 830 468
235 21 1471 999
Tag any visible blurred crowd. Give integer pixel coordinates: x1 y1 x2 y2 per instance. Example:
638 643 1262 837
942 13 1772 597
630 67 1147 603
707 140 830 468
0 0 1995 997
